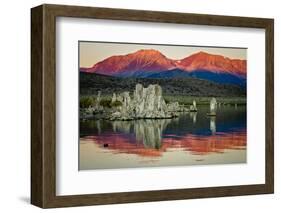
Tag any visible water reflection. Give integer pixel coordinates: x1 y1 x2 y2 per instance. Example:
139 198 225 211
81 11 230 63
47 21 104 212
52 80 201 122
111 119 171 149
210 117 216 134
80 107 246 156
83 130 246 157
134 120 168 149
190 112 197 124
80 105 246 169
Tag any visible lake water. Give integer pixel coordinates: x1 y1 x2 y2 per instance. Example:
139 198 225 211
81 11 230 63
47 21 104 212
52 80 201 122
79 105 246 170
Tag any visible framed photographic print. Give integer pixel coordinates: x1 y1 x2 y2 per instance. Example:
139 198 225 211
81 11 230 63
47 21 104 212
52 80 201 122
31 4 274 208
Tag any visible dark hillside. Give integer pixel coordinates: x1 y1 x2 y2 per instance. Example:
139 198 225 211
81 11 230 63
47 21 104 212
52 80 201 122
80 72 246 97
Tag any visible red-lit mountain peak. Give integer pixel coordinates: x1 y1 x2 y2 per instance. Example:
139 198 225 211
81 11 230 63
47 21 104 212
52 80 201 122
85 49 176 75
177 51 246 76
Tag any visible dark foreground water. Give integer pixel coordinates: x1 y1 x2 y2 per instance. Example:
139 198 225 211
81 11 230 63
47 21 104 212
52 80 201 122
79 105 246 170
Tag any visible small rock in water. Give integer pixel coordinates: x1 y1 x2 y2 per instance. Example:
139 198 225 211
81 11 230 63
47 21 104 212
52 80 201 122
189 100 197 112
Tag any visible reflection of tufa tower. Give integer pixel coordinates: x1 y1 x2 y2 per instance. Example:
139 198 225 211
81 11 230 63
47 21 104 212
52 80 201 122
135 120 162 149
190 112 197 124
135 119 171 149
210 117 216 134
110 118 172 150
207 97 217 116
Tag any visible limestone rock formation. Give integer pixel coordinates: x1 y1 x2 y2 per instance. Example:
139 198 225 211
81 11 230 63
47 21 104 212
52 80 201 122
166 102 179 112
135 84 167 118
96 91 101 106
189 100 197 112
80 91 104 118
108 84 184 120
111 93 116 103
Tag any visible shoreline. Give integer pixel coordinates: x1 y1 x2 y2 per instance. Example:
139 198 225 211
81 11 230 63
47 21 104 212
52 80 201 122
80 95 247 105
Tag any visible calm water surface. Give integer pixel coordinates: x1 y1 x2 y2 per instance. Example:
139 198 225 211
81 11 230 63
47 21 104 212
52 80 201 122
79 105 246 170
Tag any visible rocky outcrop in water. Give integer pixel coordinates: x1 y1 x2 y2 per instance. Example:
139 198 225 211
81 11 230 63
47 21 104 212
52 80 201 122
109 84 185 120
111 93 117 103
189 100 197 112
80 91 104 118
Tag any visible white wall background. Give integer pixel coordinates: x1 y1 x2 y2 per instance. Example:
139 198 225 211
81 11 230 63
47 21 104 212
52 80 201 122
0 0 279 212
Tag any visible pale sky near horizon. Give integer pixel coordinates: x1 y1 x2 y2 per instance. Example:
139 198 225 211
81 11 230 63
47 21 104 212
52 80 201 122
79 41 247 68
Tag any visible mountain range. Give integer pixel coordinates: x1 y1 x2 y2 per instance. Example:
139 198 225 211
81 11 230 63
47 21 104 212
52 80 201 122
80 49 247 87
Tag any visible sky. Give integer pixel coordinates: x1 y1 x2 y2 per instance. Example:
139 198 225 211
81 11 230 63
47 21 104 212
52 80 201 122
79 41 247 68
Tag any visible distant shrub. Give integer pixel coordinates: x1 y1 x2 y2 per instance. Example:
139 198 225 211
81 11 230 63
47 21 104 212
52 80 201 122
164 98 170 104
80 97 95 108
110 100 123 107
99 99 112 108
